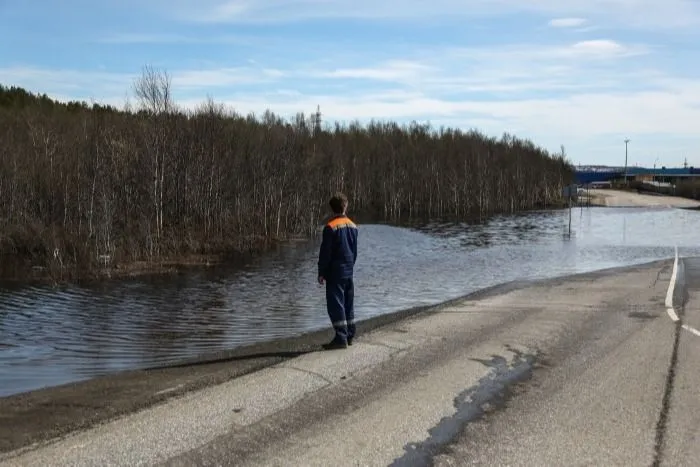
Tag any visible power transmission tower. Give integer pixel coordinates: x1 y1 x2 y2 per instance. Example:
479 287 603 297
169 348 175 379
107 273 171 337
313 105 322 136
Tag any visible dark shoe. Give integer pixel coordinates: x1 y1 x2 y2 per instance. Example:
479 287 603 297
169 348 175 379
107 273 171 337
322 339 348 350
347 337 353 346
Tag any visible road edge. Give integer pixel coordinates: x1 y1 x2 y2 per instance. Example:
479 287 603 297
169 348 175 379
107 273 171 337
0 259 675 456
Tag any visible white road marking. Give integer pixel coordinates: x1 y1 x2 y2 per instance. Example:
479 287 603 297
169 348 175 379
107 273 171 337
663 246 700 337
682 325 700 337
666 246 680 322
667 308 680 322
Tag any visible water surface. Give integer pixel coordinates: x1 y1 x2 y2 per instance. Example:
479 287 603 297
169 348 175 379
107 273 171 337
1 206 699 397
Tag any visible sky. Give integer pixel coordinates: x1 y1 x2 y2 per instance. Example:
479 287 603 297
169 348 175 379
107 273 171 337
1 0 699 168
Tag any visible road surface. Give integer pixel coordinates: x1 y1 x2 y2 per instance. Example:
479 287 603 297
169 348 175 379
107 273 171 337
3 256 700 466
588 189 700 208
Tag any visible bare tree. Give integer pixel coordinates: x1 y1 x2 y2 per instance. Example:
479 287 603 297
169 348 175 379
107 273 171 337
0 80 575 281
133 65 173 115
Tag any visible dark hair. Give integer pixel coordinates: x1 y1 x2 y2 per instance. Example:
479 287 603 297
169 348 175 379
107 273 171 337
329 192 348 214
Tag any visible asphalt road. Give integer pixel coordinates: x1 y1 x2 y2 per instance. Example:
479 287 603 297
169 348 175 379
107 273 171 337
5 257 697 466
662 256 700 466
434 257 700 467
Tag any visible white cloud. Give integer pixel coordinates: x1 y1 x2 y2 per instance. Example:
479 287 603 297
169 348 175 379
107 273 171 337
570 39 628 55
303 39 647 99
448 39 647 62
0 65 284 95
549 17 587 28
2 32 698 166
176 85 698 137
0 37 667 118
172 84 699 165
317 60 435 81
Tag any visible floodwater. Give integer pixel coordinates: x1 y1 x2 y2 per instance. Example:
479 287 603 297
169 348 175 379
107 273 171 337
1 206 700 397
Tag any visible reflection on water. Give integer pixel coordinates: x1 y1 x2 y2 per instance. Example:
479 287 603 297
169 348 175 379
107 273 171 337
1 206 699 397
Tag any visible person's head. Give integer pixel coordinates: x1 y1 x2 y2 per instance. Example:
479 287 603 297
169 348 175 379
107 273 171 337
329 192 348 215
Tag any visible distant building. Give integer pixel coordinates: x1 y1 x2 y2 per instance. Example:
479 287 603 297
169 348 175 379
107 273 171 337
575 165 700 186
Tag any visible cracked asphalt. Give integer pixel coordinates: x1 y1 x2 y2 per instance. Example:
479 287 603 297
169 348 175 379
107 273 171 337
432 257 700 467
4 257 698 466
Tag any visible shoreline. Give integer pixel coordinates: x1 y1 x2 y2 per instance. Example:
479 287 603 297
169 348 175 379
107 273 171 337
0 254 230 287
0 236 310 286
0 206 574 286
0 259 672 456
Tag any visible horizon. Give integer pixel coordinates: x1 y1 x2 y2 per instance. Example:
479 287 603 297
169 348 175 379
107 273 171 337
1 1 699 168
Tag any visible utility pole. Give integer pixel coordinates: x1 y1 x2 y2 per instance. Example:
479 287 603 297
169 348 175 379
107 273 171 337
653 157 659 183
624 138 630 185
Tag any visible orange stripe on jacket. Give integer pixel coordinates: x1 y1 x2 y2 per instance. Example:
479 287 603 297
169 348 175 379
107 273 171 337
327 217 357 230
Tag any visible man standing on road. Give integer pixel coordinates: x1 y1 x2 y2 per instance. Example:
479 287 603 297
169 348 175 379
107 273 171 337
318 193 358 350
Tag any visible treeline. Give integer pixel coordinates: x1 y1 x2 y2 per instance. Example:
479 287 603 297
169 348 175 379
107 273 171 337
0 84 119 114
0 68 573 279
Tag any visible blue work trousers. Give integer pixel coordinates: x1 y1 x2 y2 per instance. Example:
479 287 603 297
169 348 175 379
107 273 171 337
326 278 355 343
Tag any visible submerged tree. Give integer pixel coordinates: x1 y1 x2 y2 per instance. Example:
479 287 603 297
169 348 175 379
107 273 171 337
0 70 574 278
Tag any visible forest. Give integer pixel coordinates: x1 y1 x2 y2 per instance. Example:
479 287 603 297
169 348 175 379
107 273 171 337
0 67 574 281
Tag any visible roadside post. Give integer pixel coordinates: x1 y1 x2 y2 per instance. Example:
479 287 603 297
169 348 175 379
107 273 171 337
562 184 576 236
